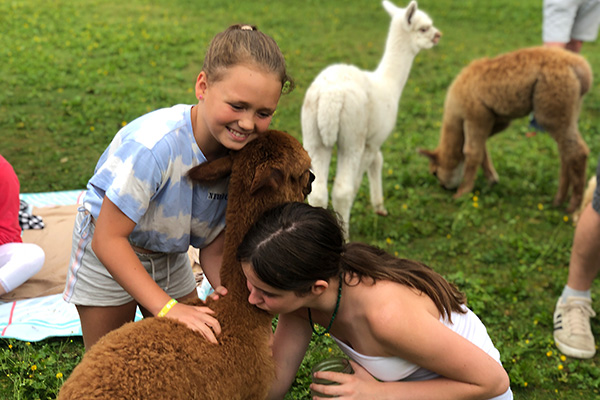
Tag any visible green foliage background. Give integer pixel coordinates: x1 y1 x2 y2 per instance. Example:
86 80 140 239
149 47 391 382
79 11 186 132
1 0 599 398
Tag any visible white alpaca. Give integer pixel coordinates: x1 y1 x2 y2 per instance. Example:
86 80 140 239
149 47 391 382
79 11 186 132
302 0 440 237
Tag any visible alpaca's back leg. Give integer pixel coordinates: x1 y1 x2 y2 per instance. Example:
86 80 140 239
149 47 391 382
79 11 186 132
302 99 333 209
307 144 334 208
332 147 366 239
365 148 388 216
537 78 589 212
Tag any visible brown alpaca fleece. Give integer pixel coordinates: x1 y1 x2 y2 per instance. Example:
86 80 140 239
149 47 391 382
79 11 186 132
57 130 314 400
419 46 592 212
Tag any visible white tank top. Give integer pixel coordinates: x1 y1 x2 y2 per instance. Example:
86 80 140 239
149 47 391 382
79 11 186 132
332 306 513 400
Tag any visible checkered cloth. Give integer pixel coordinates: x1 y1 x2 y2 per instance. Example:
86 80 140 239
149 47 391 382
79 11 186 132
18 200 44 230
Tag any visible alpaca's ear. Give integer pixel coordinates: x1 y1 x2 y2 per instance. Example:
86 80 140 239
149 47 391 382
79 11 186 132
405 1 418 25
187 155 233 184
249 165 285 195
417 148 438 163
382 0 399 17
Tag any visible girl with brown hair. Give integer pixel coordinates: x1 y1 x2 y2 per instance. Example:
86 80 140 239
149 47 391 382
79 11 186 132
237 202 512 399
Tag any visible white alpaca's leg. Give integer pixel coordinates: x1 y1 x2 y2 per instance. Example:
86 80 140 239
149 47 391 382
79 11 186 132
332 148 364 239
366 149 387 216
307 145 333 208
302 89 333 209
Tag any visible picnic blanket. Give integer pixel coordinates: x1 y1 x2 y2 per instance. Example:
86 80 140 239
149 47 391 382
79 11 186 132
0 190 146 341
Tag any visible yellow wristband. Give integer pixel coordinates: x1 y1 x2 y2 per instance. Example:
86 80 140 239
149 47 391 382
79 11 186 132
157 299 178 317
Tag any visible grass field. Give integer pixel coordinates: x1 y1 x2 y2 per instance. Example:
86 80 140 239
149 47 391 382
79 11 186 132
1 0 599 398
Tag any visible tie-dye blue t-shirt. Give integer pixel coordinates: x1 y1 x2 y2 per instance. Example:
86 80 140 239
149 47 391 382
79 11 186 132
83 104 227 253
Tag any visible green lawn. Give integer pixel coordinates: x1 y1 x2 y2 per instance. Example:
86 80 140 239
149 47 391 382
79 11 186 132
1 0 599 398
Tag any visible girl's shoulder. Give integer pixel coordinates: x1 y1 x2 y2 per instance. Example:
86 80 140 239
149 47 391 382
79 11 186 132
361 281 440 332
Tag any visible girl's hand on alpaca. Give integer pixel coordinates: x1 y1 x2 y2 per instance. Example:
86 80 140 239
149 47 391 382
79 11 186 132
207 285 228 301
310 360 378 399
166 302 222 344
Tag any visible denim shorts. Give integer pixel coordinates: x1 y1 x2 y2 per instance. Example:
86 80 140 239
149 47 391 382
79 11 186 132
63 209 196 307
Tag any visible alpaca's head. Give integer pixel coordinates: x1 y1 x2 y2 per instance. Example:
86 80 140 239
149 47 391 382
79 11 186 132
384 1 441 53
188 130 313 207
418 148 465 190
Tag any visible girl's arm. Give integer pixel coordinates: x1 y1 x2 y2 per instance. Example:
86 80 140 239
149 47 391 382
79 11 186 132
267 311 314 400
92 197 222 343
312 298 510 399
198 229 225 289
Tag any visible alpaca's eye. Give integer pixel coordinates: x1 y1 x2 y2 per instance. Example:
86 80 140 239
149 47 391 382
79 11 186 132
420 27 429 33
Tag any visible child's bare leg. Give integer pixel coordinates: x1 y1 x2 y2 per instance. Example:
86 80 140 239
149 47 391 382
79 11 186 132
76 301 138 350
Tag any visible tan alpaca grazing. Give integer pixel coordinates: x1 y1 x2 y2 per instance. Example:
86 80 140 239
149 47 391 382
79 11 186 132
57 130 313 400
419 46 592 212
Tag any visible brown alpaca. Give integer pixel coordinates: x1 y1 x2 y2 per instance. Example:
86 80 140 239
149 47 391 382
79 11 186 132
419 46 592 212
57 130 313 400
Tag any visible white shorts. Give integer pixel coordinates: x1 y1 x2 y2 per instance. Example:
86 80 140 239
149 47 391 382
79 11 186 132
543 0 600 42
63 209 196 307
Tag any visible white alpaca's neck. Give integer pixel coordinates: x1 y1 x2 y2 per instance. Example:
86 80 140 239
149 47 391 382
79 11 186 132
373 22 417 100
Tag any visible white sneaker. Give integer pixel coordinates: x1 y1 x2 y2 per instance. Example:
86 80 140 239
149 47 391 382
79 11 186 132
553 296 596 359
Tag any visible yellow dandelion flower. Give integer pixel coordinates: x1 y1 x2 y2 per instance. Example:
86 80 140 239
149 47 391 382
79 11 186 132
560 355 566 362
56 372 63 379
328 348 333 353
394 184 400 190
472 195 478 202
546 350 553 357
524 382 528 387
563 216 569 222
473 202 479 208
446 234 451 239
31 365 37 371
324 333 330 338
558 364 563 370
534 320 539 325
90 126 95 132
388 168 393 175
538 203 544 210
394 251 399 257
386 237 392 244
121 121 127 127
402 204 408 210
8 344 12 349
525 339 529 344
26 342 31 346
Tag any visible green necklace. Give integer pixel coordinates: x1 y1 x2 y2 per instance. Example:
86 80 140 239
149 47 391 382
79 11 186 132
308 274 343 336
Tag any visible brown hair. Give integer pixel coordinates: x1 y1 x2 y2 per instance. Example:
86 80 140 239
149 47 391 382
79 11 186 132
237 202 466 321
202 24 294 93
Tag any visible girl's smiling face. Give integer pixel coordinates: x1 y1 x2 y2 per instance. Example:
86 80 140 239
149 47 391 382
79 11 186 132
242 261 309 315
194 64 282 157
